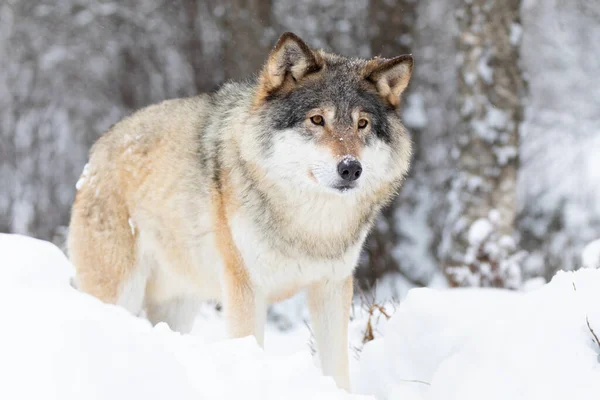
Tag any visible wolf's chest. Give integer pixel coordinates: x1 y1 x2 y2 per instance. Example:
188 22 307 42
229 212 362 298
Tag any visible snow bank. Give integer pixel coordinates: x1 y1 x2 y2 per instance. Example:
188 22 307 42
3 233 600 400
0 234 365 400
357 269 600 400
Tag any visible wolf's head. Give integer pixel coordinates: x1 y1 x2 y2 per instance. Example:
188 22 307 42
249 32 413 202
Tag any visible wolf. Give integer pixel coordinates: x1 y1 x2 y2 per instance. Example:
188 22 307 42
68 32 413 390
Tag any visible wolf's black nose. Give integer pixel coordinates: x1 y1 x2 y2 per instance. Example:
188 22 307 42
337 159 362 181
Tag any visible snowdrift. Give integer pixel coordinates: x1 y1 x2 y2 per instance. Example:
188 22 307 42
0 234 363 400
1 233 599 400
357 270 600 399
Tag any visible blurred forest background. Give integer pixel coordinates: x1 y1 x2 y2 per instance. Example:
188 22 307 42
1 0 599 291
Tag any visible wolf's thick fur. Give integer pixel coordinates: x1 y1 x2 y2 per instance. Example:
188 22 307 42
68 33 413 390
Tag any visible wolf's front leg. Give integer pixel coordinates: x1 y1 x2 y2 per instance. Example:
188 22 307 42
222 264 267 346
307 275 353 391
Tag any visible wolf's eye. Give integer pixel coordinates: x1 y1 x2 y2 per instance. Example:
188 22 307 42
358 119 369 129
310 115 325 126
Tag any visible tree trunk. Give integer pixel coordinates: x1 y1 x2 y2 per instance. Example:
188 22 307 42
219 0 275 81
355 0 418 289
442 0 526 288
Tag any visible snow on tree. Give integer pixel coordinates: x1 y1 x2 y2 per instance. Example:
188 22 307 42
582 239 600 269
518 0 600 279
441 0 526 288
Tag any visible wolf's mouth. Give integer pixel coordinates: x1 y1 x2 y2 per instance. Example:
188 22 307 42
332 182 357 192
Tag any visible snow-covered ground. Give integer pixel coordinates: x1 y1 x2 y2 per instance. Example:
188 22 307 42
0 234 364 400
1 233 599 399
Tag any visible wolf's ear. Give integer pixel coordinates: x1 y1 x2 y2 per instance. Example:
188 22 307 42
363 55 413 108
259 32 323 94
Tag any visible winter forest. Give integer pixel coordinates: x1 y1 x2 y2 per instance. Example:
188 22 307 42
1 1 600 399
3 0 600 289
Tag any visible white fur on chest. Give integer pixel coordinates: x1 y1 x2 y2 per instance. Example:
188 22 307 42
229 212 363 297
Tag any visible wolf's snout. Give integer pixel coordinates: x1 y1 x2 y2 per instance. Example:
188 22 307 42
337 159 362 181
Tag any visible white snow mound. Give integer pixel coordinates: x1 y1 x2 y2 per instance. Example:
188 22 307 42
357 268 600 400
3 233 600 400
0 234 366 400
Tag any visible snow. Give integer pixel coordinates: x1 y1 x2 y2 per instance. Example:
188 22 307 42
357 270 600 400
493 145 517 165
0 234 364 400
486 107 509 130
582 239 600 269
75 163 89 190
467 217 493 245
446 210 524 289
2 233 600 400
476 50 493 84
128 217 136 236
509 22 523 46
